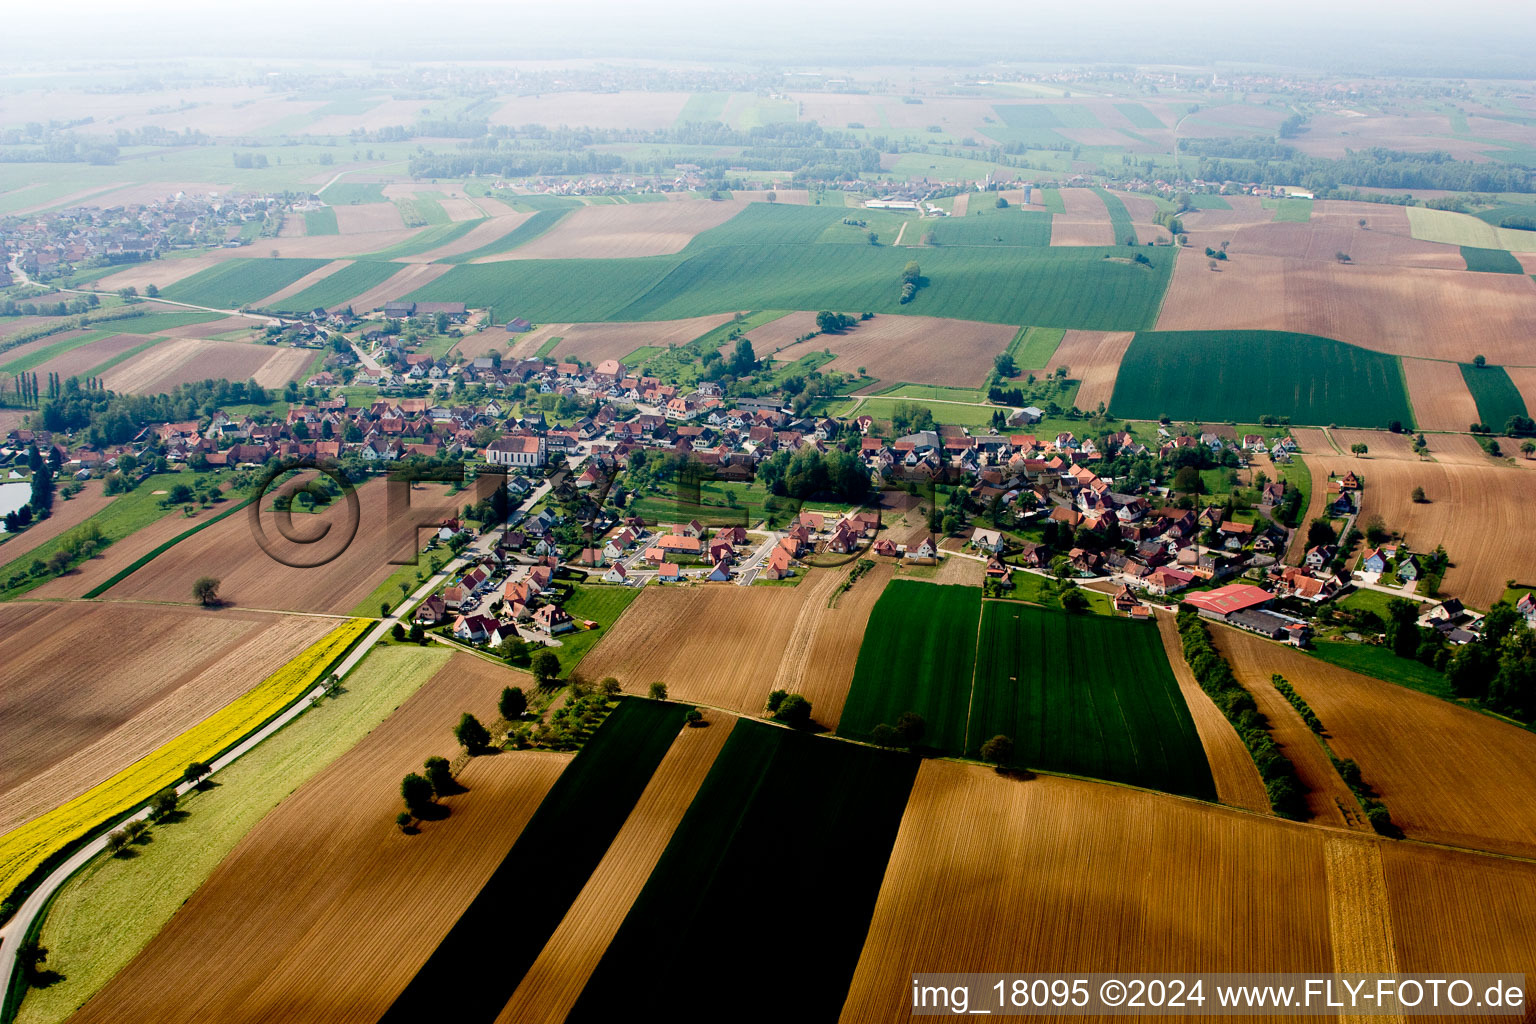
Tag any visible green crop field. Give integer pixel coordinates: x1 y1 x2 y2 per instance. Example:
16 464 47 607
274 260 402 312
838 581 982 751
1460 363 1529 428
989 104 1105 148
160 258 332 308
394 197 450 227
0 329 114 374
676 92 731 124
440 208 570 264
1091 187 1138 244
1264 197 1313 222
928 208 1053 246
1115 103 1166 130
853 396 1000 427
109 311 225 334
969 603 1215 798
570 719 918 1023
1007 325 1066 369
380 698 689 1024
1186 194 1233 210
359 219 483 260
1036 188 1067 214
1110 330 1414 429
411 239 1174 330
302 207 339 236
1460 245 1525 273
1470 202 1536 228
876 383 988 402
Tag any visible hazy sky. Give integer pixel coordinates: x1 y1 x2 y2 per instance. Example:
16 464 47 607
4 0 1534 75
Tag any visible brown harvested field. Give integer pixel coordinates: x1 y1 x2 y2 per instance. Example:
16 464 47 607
333 202 406 234
1415 430 1536 468
32 504 204 599
1180 194 1275 230
1217 219 1465 269
256 259 353 307
1382 843 1536 1021
1153 613 1270 814
342 263 452 312
1048 330 1134 411
0 481 112 567
399 212 534 263
496 710 736 1023
1218 627 1536 859
489 91 693 131
0 603 333 837
437 197 483 222
0 315 60 342
841 761 1333 1022
931 550 984 585
1288 425 1337 455
277 212 306 238
949 192 969 217
537 314 735 364
104 479 456 614
1155 249 1536 364
768 313 1016 388
1211 630 1369 830
1401 357 1481 432
68 653 569 1024
26 333 156 382
479 199 749 260
1299 444 1536 607
580 570 843 716
507 322 568 359
792 562 894 730
1049 188 1116 246
102 338 311 394
1111 191 1169 244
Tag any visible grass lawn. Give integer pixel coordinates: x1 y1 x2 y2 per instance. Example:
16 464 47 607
569 719 918 1023
838 580 982 751
380 698 688 1023
1007 325 1066 370
1337 587 1401 620
1003 574 1115 616
1308 639 1455 701
350 548 449 618
1111 330 1414 429
0 471 232 600
875 383 988 403
969 602 1215 798
13 645 454 1024
555 583 643 673
854 395 1001 428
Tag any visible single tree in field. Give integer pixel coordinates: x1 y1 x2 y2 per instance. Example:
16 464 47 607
454 712 491 753
1473 354 1487 367
870 723 898 747
396 811 414 833
16 939 49 984
423 756 455 797
150 787 178 820
1358 218 1368 229
192 576 221 606
600 677 621 697
766 191 777 204
184 761 211 786
105 830 128 855
1412 486 1428 503
894 711 926 748
1350 442 1369 457
648 681 669 700
400 773 435 817
1522 441 1536 459
685 708 704 726
980 735 1015 766
774 693 813 727
1061 588 1089 614
499 686 527 720
531 648 561 687
765 689 788 714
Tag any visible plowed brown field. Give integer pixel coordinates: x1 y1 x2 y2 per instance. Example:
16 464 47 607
68 653 567 1024
1504 366 1536 418
0 603 332 836
102 338 309 394
28 334 159 381
1154 614 1270 814
333 202 406 234
1049 188 1115 246
1050 330 1134 411
1298 443 1536 607
1401 357 1481 432
579 570 843 717
531 314 735 364
1156 249 1536 364
1218 220 1464 269
1212 630 1369 830
32 504 205 599
0 481 112 567
497 710 736 1023
1218 628 1536 858
769 313 1016 388
105 479 456 614
841 761 1333 1023
481 199 749 260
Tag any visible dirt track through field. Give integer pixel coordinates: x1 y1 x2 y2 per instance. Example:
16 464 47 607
1154 615 1270 814
495 710 736 1023
1218 628 1536 859
69 654 566 1024
1212 630 1367 830
0 604 332 837
1325 837 1402 1024
1051 330 1134 412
